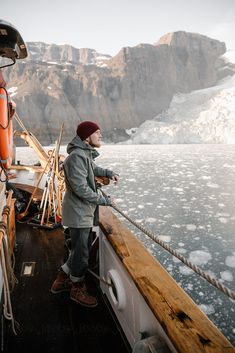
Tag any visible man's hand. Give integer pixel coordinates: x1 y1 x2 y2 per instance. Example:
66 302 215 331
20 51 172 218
104 195 116 206
112 174 120 185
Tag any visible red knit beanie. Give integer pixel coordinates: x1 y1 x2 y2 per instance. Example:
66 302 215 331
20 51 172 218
76 121 100 140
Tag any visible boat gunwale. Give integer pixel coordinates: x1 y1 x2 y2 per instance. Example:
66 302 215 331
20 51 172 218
99 206 235 353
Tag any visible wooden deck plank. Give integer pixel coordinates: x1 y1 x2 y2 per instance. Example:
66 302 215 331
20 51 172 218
3 222 131 353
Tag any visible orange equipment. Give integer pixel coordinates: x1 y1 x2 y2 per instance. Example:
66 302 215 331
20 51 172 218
0 87 13 169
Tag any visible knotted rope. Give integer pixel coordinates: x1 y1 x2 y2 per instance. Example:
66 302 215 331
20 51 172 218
0 191 19 335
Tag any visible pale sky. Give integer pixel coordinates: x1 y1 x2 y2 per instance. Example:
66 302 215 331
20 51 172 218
1 0 235 55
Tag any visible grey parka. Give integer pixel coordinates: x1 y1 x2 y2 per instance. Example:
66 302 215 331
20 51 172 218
62 135 115 228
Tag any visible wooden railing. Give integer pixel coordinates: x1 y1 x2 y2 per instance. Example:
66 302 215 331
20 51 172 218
99 206 235 353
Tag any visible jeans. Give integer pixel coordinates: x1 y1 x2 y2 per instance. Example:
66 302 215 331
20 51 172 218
62 227 93 282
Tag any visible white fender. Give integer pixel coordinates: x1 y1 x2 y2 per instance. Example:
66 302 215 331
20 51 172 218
107 269 126 310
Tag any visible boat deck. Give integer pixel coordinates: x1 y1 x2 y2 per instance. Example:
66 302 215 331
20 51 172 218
2 222 131 353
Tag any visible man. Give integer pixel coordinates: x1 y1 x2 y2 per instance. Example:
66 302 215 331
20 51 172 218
51 121 119 307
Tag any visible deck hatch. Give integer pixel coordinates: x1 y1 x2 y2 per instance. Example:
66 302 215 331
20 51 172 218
21 262 36 276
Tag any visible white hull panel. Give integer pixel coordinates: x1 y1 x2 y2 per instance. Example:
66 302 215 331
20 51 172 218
99 229 177 352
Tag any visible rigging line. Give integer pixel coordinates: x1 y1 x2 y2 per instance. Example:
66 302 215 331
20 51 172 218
0 160 9 183
0 227 18 335
88 269 113 288
100 190 235 301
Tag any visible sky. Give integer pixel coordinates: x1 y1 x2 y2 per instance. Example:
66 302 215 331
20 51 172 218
1 0 235 56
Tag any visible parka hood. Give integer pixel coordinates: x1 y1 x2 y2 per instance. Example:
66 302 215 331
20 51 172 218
67 135 99 159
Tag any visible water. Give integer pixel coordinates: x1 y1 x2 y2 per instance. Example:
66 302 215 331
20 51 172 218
15 143 235 344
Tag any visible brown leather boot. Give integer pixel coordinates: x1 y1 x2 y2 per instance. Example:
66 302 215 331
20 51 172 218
70 281 98 307
50 269 72 294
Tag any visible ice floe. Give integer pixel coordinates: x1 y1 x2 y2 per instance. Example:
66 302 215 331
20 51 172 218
225 255 235 268
220 271 233 282
189 250 212 266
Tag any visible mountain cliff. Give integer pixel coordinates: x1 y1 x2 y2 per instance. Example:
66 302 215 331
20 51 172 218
4 31 231 145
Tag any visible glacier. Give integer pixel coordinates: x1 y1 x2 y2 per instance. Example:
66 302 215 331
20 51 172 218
126 50 235 144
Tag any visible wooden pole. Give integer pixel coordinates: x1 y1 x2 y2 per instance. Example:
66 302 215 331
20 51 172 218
18 152 54 219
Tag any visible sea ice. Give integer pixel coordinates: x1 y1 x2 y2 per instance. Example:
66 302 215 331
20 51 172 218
179 266 194 275
207 183 219 188
225 255 235 268
189 250 212 266
158 235 171 243
172 224 182 228
199 304 215 315
220 270 233 282
146 217 157 223
176 248 187 254
186 224 197 231
218 217 228 224
200 176 211 180
115 198 124 203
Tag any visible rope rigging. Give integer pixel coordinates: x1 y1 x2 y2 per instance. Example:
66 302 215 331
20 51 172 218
0 190 19 335
100 189 235 301
0 160 8 183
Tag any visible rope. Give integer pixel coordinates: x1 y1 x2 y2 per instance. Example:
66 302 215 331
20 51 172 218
88 269 113 288
0 86 11 130
0 224 18 335
100 190 235 301
0 191 19 335
0 160 8 183
2 205 18 290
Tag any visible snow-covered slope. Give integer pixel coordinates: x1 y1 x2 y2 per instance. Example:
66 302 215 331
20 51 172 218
126 50 235 144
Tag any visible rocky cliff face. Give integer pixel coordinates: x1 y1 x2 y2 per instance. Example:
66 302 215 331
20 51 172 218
4 31 229 145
